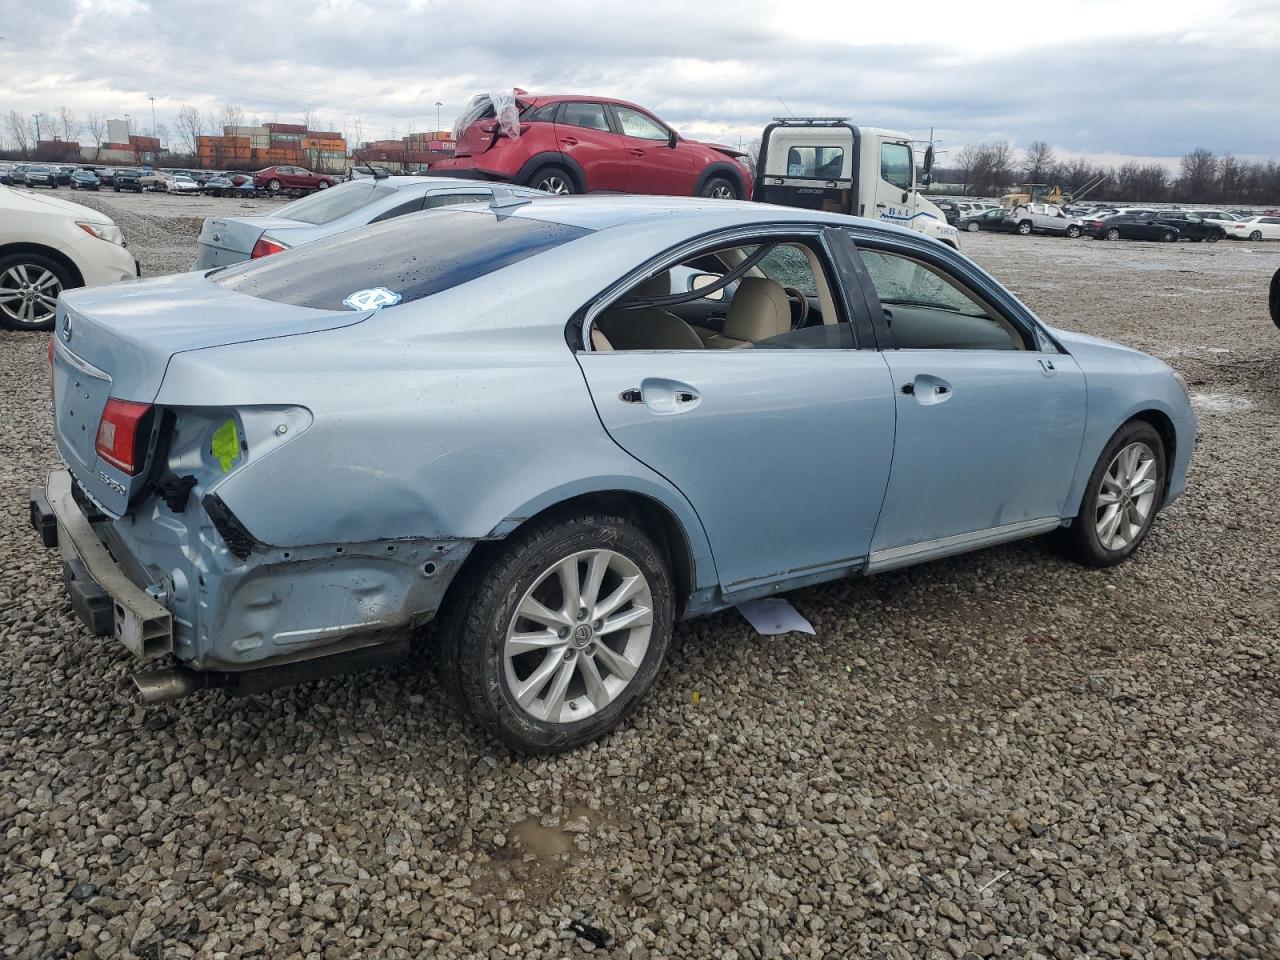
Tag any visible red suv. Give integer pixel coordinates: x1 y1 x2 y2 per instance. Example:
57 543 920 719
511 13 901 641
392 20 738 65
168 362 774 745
432 93 752 200
253 166 337 194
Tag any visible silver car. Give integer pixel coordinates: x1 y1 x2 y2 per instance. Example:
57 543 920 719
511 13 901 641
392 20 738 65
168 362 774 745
1009 203 1084 237
192 176 540 268
33 196 1195 753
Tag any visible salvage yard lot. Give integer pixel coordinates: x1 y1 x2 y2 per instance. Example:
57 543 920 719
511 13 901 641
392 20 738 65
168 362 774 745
2 193 1278 959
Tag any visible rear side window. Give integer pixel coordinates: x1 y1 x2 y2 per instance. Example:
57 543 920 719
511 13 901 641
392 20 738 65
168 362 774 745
561 102 610 132
786 146 844 178
526 102 560 122
275 181 397 225
212 211 592 311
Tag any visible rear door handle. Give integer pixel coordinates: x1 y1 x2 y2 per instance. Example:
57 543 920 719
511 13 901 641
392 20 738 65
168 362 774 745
904 374 952 405
628 149 645 157
560 137 578 146
623 378 702 415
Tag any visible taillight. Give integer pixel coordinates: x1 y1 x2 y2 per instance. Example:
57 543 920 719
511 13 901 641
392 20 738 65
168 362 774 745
250 237 288 259
95 399 153 475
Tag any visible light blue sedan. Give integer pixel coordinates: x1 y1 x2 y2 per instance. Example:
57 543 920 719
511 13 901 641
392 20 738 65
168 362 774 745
34 195 1195 753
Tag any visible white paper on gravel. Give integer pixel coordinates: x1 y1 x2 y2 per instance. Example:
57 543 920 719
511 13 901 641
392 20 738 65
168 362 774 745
735 598 816 636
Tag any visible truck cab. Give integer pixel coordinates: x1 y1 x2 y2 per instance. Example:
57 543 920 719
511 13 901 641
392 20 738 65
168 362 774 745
754 118 958 248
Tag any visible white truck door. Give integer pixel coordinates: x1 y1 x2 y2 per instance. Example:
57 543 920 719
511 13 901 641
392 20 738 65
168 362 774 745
869 136 918 228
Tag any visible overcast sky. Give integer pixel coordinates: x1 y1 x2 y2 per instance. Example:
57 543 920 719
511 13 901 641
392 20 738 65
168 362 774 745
2 0 1278 169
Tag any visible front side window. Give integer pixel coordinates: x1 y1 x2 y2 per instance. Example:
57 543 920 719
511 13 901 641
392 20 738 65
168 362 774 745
614 107 668 141
856 247 1027 351
786 146 845 178
879 143 913 191
527 102 560 122
276 181 396 225
561 102 610 132
213 211 592 311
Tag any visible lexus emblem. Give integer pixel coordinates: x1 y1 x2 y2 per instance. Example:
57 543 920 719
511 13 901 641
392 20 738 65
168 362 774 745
60 312 72 342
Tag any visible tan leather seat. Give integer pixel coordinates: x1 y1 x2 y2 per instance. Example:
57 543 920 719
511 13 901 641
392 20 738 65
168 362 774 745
705 277 793 348
595 307 703 351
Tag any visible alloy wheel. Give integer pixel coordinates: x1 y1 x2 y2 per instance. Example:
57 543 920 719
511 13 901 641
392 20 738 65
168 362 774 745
536 175 570 195
1106 228 1120 240
0 263 62 327
709 184 734 200
503 548 654 723
1094 442 1158 551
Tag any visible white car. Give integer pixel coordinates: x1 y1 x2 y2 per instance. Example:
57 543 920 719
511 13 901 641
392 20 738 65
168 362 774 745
1226 216 1280 241
0 185 138 331
165 174 202 195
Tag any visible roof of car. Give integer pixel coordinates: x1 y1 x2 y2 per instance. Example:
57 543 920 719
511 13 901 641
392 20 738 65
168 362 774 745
527 94 653 113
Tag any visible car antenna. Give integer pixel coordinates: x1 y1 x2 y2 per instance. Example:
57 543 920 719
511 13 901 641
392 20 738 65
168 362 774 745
489 186 533 212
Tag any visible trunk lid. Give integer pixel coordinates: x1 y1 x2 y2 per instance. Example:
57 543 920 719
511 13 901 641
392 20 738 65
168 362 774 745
193 215 300 268
53 271 372 516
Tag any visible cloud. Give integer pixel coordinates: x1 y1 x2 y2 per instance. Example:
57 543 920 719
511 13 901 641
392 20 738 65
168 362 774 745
1 0 1276 167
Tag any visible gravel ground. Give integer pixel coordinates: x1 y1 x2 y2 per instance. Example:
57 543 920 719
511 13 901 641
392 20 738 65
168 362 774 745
2 191 1279 959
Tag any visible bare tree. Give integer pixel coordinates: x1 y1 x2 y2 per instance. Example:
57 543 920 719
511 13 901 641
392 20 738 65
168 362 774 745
346 115 364 149
5 110 34 155
85 112 107 159
1022 140 1055 183
1178 148 1217 202
175 104 206 155
57 106 81 143
155 122 170 150
954 144 979 194
301 108 316 130
218 104 245 133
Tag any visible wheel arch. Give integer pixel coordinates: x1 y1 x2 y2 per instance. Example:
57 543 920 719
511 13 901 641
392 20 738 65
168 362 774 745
515 152 587 192
1129 408 1177 501
694 162 748 199
442 486 714 622
1064 407 1181 519
0 242 85 288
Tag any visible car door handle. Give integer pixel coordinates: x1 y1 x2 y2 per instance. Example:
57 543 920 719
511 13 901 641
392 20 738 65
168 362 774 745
628 149 645 157
560 137 579 146
904 375 952 405
623 379 701 415
1038 357 1057 375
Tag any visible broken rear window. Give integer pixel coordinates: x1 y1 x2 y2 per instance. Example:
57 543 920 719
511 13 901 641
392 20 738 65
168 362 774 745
211 210 592 311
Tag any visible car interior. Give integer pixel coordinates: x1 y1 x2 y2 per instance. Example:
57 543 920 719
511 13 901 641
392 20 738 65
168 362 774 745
588 238 1028 353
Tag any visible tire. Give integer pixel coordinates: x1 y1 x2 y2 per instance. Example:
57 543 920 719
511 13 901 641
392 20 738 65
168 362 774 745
1249 230 1262 241
317 179 331 189
966 221 981 232
699 176 738 200
1206 231 1220 243
525 165 575 195
1162 231 1177 243
1062 420 1166 568
1017 220 1033 235
113 186 120 192
1106 228 1121 241
266 178 282 194
437 507 674 753
1066 225 1081 238
0 252 74 331
1270 266 1280 330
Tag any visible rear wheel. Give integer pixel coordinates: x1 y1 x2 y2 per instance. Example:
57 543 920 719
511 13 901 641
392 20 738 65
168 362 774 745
266 178 282 194
1106 227 1121 241
1066 225 1082 238
1250 230 1263 241
700 176 738 200
317 180 331 189
0 253 72 331
966 221 981 232
1063 420 1166 567
526 165 575 195
1206 231 1221 243
437 508 673 753
1162 231 1177 242
1017 220 1033 235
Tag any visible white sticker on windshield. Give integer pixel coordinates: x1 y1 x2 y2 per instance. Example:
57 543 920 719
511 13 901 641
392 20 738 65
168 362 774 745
343 287 402 311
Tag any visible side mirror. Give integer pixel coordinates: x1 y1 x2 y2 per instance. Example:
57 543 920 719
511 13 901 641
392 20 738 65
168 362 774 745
901 191 909 203
668 130 678 149
923 145 935 177
689 273 725 301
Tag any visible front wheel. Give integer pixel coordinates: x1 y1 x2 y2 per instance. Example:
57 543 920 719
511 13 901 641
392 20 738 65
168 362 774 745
1066 225 1082 238
0 253 72 331
1250 230 1263 241
1206 231 1220 243
966 221 981 233
1106 228 1121 241
266 178 282 194
525 165 575 195
317 180 331 189
1162 231 1177 242
1062 421 1166 567
1017 220 1033 235
437 508 673 753
699 176 738 200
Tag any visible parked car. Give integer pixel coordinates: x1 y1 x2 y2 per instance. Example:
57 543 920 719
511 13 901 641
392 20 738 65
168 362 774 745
30 196 1195 752
1088 213 1179 242
69 169 101 191
932 200 962 226
1193 209 1239 224
1226 216 1280 241
96 167 115 185
201 173 235 196
1008 203 1084 237
1151 211 1225 242
112 168 144 193
0 184 138 330
192 176 538 268
165 174 202 195
54 165 78 185
0 163 17 186
432 92 752 199
23 165 60 189
140 169 167 191
957 208 1016 233
254 165 338 194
